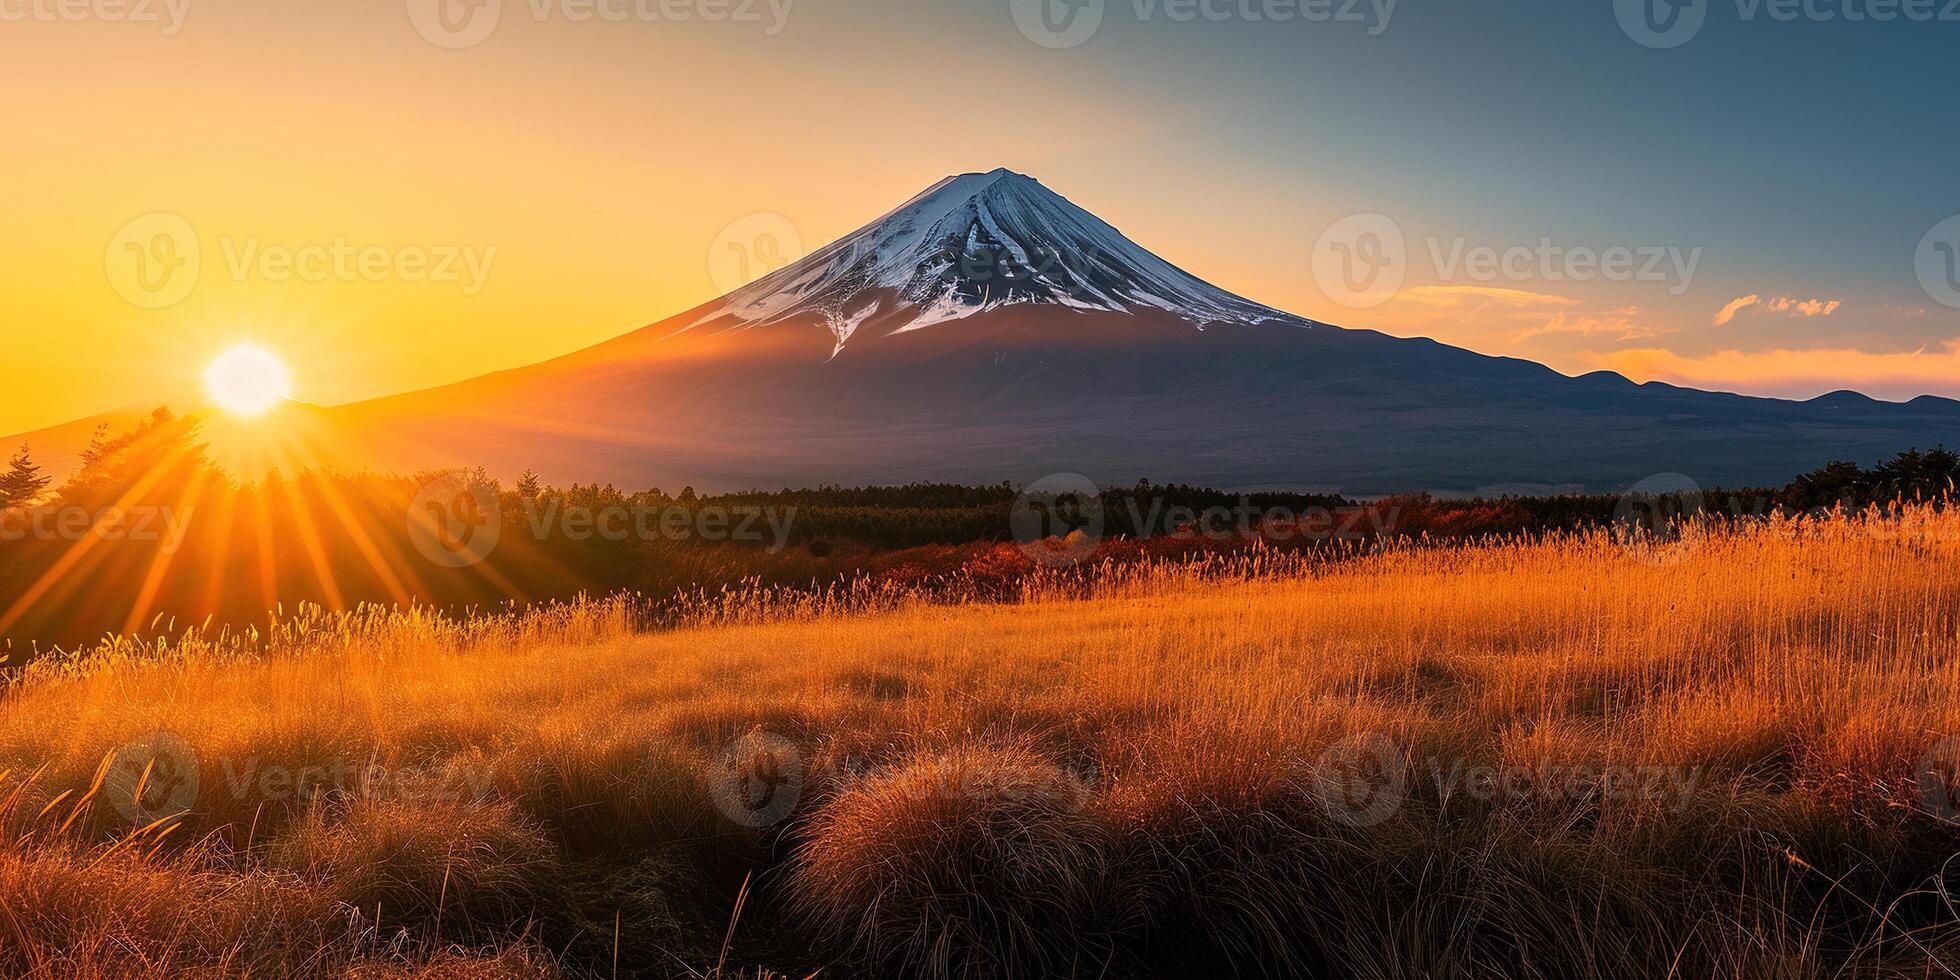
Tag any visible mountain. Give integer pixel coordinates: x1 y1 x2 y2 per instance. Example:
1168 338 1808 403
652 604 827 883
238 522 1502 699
16 170 1960 494
706 168 1290 353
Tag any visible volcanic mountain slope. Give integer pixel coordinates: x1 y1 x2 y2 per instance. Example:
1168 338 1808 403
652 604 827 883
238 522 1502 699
19 169 1960 494
704 168 1291 353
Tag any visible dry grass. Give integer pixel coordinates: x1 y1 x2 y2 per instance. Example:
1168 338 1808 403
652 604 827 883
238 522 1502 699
794 745 1117 979
2 507 1959 976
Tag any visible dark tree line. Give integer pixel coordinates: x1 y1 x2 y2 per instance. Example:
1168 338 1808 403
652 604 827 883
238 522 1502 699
1780 447 1958 511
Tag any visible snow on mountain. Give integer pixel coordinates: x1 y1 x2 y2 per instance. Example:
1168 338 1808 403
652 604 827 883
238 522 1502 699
700 169 1300 352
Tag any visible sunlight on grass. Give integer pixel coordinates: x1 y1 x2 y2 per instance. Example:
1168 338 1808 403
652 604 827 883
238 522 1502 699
1 506 1957 976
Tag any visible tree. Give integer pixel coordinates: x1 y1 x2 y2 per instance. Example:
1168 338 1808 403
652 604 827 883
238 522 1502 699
1781 459 1865 511
77 423 111 471
516 469 544 500
1868 446 1958 502
1781 447 1959 511
58 408 217 509
0 444 51 509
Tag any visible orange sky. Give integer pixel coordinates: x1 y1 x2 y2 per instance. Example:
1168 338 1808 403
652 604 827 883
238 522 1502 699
4 0 1956 437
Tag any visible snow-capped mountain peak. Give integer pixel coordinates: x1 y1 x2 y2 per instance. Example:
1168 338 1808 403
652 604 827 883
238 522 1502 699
702 169 1297 352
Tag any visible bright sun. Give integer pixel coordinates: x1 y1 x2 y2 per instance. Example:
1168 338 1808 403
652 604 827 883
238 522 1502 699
205 345 293 417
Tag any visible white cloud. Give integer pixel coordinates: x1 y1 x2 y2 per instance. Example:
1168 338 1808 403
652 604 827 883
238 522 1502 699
1713 294 1760 326
1713 293 1843 326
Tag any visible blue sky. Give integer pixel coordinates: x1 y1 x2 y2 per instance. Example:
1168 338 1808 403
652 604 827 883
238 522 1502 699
984 0 1960 363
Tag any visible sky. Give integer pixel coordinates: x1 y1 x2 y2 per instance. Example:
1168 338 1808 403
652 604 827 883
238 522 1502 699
2 0 1957 435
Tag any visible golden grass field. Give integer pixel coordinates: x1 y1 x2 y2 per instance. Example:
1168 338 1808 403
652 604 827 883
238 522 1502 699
3 508 1960 978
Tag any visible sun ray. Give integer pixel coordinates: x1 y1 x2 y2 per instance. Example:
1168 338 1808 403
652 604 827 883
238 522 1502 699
264 441 346 613
252 472 281 619
119 462 216 636
274 433 425 610
0 438 199 639
192 480 241 625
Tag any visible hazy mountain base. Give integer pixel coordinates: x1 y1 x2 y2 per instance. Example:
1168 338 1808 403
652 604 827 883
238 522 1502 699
307 307 1960 496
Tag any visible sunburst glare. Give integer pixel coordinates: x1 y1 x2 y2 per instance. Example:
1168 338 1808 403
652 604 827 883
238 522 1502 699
205 344 293 417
